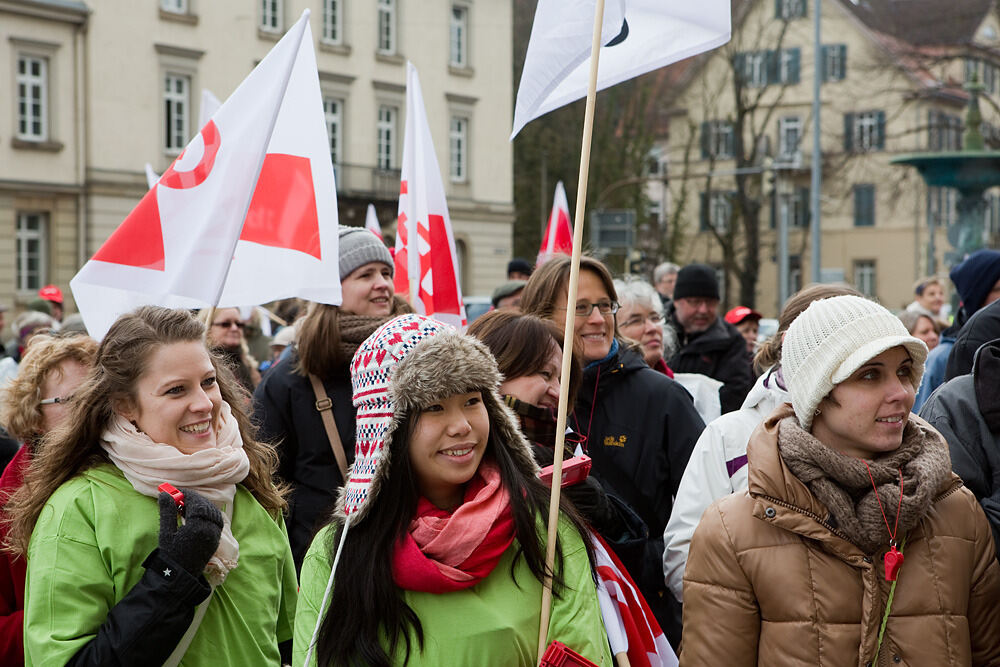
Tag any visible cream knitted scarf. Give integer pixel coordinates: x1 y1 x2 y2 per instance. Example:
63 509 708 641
777 415 950 554
101 401 250 585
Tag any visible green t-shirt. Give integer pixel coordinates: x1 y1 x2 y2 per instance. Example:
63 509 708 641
294 516 612 667
25 463 297 666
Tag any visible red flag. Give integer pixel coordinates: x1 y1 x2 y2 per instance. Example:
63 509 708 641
393 63 467 329
70 11 341 339
537 180 573 266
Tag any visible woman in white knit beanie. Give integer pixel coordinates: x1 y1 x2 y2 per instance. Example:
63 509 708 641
680 295 1000 667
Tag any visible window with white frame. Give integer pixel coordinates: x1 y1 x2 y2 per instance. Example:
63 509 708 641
776 0 805 19
450 116 468 182
164 73 190 153
16 212 48 292
702 121 735 160
161 0 187 13
928 186 957 228
853 259 876 297
17 55 48 141
324 97 343 175
261 0 283 32
700 191 732 232
376 104 397 169
322 0 342 44
821 44 847 82
778 116 802 160
450 5 469 68
848 110 885 152
745 52 768 87
377 0 396 55
778 48 800 84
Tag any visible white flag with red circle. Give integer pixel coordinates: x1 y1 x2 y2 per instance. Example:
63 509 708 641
365 203 383 239
71 10 340 339
393 62 467 330
537 180 573 266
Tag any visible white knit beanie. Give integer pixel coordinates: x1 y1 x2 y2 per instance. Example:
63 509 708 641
781 295 928 429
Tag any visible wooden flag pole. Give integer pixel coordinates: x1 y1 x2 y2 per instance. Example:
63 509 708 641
536 0 613 664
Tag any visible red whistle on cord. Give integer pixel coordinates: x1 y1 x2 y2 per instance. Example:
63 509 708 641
158 483 185 513
884 545 904 581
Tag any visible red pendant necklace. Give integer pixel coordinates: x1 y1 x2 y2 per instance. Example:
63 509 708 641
862 462 905 581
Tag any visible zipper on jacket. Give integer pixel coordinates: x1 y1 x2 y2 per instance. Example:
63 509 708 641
756 494 859 547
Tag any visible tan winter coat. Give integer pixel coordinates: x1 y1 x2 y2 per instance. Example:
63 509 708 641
681 405 1000 667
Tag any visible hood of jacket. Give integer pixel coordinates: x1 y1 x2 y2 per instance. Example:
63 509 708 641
947 299 1000 381
740 366 789 412
974 337 1000 431
336 314 539 523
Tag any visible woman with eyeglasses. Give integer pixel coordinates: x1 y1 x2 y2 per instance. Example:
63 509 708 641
202 307 260 396
614 277 671 374
252 227 411 571
520 255 704 649
0 333 97 666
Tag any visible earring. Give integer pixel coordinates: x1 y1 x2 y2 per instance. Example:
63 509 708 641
814 408 821 416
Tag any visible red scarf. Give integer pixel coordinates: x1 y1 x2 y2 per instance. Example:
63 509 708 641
392 460 515 594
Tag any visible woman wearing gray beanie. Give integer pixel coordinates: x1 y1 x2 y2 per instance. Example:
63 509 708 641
252 227 411 570
680 295 1000 666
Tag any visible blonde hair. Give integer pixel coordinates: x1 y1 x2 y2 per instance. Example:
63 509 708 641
1 334 98 441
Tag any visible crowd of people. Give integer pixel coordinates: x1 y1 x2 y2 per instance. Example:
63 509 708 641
0 234 998 666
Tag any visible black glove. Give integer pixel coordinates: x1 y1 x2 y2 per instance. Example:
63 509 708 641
158 488 223 578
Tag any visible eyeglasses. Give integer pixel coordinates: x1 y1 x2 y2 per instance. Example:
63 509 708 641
40 394 73 406
558 300 620 317
212 320 245 329
620 312 663 328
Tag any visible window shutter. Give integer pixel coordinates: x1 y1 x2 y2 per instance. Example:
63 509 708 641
789 48 801 84
844 113 854 152
798 187 811 227
854 186 863 226
733 53 746 85
868 186 876 226
775 0 784 18
700 192 710 231
769 189 777 229
701 122 710 159
820 45 828 81
766 50 779 85
799 0 807 18
837 45 847 80
876 110 886 150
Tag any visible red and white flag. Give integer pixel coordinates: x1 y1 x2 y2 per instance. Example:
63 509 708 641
511 0 731 138
537 180 573 266
592 533 678 667
365 203 383 239
393 62 467 330
71 10 341 339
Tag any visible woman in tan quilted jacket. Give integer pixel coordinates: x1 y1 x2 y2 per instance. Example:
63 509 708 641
681 295 1000 666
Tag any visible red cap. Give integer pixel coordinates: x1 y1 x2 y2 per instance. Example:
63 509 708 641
725 306 762 325
38 285 63 304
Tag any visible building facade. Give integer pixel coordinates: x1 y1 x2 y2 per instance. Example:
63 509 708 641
659 0 1000 314
1 0 514 323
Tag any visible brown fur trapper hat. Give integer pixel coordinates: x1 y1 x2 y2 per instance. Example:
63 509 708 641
336 314 539 524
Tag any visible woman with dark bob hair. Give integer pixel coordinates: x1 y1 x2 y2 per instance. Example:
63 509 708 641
519 254 704 646
6 306 296 666
294 314 610 666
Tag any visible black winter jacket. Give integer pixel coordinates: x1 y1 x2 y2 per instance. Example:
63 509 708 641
946 299 1000 381
920 339 1000 556
665 311 754 414
252 352 355 570
571 343 704 647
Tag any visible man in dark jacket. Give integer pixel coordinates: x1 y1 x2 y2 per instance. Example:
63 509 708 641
946 299 1000 381
665 264 754 413
920 337 1000 557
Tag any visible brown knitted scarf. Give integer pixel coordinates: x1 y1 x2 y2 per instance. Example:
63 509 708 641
777 416 951 554
337 296 413 358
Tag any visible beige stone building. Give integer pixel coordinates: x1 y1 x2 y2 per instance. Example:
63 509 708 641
659 0 1000 315
1 0 514 327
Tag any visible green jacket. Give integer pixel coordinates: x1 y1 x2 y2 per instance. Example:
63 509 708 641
25 463 297 666
294 517 612 667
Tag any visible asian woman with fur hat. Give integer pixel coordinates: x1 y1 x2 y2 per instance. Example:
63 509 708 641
293 314 611 667
680 295 1000 666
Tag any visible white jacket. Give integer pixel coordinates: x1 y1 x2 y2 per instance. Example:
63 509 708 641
661 367 789 602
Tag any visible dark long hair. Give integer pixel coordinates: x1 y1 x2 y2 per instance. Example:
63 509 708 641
315 404 586 667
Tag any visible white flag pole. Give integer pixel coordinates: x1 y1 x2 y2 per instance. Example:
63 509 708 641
536 1 620 665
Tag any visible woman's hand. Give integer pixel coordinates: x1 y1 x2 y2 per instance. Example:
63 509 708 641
158 488 223 577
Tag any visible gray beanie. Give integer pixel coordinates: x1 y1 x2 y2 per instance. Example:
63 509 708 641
338 227 393 280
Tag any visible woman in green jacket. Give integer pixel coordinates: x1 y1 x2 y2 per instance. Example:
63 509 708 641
294 314 611 667
6 306 297 666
